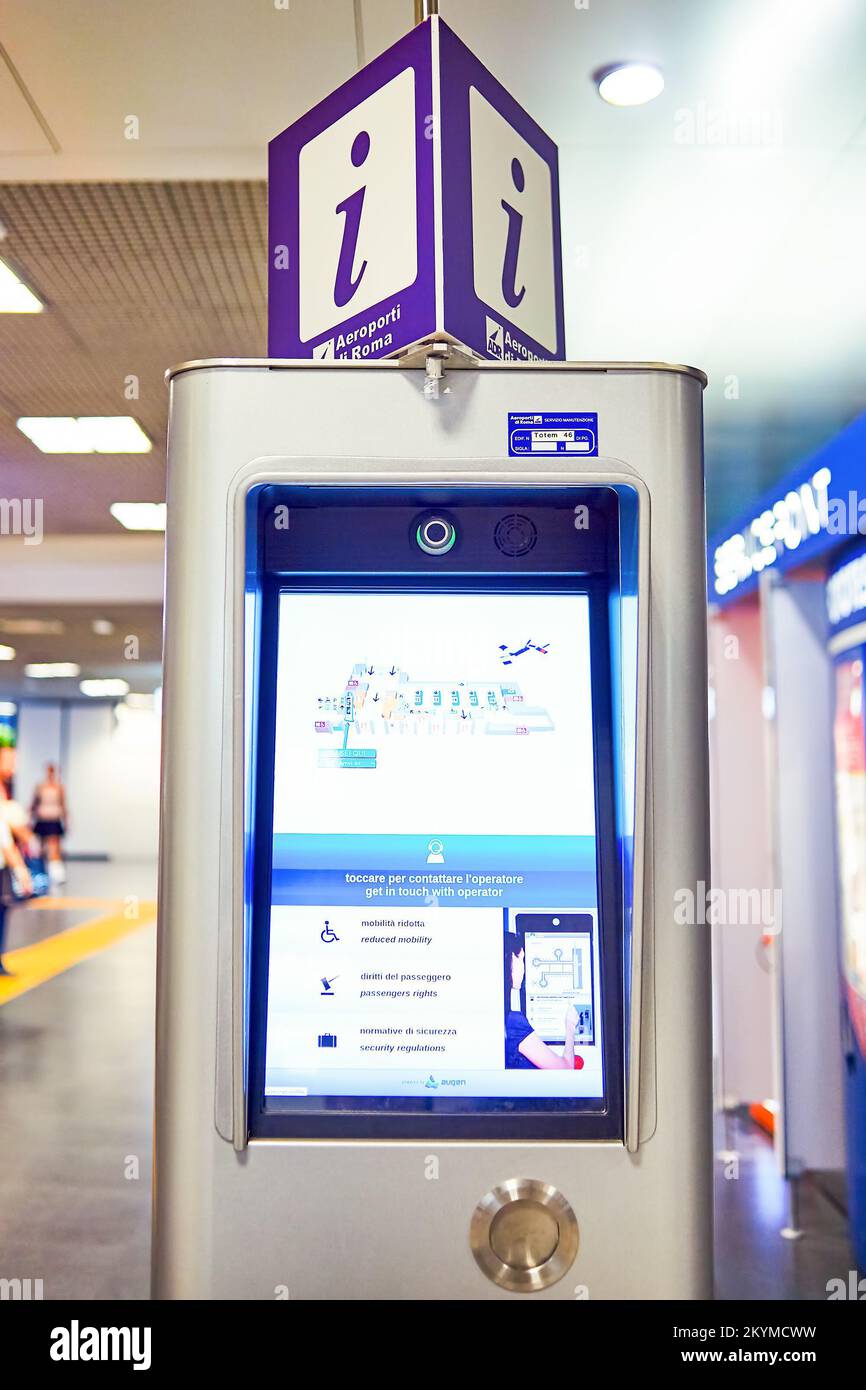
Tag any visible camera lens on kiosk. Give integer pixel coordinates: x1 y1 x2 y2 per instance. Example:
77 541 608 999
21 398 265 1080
416 515 456 555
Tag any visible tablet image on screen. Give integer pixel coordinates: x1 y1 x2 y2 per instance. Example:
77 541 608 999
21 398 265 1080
517 913 596 1045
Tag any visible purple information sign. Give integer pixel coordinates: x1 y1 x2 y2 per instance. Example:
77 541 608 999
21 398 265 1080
437 19 564 362
268 17 563 362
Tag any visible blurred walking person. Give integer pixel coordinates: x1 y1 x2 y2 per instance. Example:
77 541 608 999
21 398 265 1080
0 799 32 975
31 763 67 888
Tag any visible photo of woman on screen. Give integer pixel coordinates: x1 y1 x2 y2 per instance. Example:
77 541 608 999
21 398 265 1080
504 934 577 1069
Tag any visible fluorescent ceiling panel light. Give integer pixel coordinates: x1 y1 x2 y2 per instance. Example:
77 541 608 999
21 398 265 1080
16 416 152 454
110 502 166 531
80 678 130 698
82 417 152 452
0 645 16 661
595 62 664 107
0 618 65 635
24 662 81 678
17 417 91 452
0 256 43 312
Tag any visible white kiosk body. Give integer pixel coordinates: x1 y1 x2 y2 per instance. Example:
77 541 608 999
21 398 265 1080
154 359 711 1300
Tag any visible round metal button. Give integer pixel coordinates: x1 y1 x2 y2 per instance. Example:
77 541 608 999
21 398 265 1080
489 1199 560 1269
470 1178 579 1293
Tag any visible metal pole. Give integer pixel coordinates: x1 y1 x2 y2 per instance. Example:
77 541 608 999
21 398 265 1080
413 0 445 390
780 1172 805 1241
353 0 366 68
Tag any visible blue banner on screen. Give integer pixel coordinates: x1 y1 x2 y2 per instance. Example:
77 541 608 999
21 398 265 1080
264 591 605 1102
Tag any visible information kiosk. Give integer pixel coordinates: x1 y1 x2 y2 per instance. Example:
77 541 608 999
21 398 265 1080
153 357 712 1299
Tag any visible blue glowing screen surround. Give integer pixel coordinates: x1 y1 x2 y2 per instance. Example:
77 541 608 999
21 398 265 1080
247 487 623 1139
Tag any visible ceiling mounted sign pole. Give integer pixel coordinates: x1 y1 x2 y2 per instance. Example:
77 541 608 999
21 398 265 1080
413 0 445 398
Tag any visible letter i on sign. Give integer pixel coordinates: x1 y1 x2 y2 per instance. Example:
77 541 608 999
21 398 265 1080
500 158 526 308
333 131 371 307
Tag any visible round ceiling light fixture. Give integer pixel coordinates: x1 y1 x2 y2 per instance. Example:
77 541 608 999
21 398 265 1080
594 62 664 107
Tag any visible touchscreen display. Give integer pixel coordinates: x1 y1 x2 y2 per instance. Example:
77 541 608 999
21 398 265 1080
263 590 606 1107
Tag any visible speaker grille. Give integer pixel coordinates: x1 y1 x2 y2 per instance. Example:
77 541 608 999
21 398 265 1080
494 514 538 557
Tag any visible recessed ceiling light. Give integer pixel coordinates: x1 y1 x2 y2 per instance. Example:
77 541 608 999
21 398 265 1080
16 416 152 454
80 678 130 698
0 617 65 635
0 256 43 313
92 618 115 636
0 645 16 661
110 502 166 531
594 62 664 107
24 662 81 678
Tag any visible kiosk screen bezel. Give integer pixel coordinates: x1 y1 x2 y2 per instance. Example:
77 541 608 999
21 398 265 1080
246 485 624 1141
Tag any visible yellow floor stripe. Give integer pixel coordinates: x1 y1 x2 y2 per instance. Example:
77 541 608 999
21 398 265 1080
25 896 131 912
0 901 157 1005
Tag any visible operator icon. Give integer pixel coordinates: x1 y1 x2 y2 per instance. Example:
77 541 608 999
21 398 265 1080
321 920 339 943
426 838 445 864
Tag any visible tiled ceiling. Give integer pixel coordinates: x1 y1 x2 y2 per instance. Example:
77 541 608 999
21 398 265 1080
0 180 267 534
1 0 865 541
0 602 163 698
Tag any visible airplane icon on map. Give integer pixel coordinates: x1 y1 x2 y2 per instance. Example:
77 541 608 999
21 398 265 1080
498 639 550 665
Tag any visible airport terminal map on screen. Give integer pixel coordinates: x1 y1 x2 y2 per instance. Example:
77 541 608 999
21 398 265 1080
263 591 606 1104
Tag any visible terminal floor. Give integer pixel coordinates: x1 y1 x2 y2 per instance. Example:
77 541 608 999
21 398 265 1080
0 868 857 1300
714 1109 855 1300
0 861 156 1300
